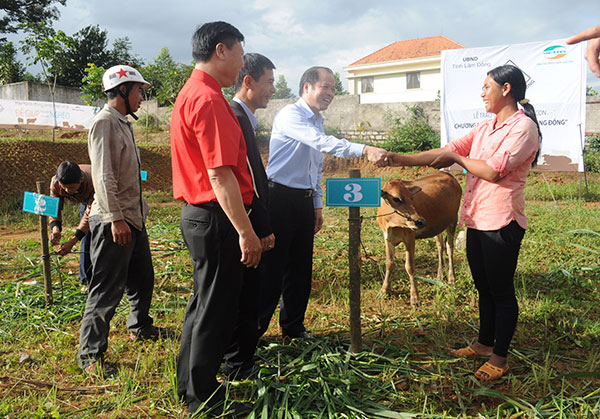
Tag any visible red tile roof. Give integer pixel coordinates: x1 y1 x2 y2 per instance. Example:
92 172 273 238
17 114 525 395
348 36 466 67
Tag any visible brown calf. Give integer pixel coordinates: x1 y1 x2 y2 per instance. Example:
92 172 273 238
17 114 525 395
376 172 462 305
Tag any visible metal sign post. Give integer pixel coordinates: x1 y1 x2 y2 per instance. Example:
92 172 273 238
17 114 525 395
326 172 381 353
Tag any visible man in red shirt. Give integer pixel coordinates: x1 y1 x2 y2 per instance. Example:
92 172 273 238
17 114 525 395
170 21 261 417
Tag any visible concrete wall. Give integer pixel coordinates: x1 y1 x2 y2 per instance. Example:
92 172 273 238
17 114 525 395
255 95 440 140
3 81 598 136
587 98 600 134
138 99 172 124
0 81 97 106
255 95 600 139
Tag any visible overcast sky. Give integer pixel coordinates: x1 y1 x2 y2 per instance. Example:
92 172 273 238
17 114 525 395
9 0 600 92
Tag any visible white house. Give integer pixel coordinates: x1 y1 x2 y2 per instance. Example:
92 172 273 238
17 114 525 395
344 36 465 104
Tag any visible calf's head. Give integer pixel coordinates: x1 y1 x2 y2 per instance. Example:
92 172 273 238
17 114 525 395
381 180 427 230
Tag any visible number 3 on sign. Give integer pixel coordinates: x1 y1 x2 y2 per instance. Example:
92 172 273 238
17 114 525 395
325 178 380 207
343 183 363 202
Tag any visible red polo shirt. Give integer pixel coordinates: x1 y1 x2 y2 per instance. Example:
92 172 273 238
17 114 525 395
171 69 254 205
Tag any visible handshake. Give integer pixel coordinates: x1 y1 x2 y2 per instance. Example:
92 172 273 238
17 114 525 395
362 146 401 167
363 146 456 170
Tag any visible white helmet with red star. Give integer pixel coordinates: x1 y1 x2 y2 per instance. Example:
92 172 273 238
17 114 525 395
102 65 150 92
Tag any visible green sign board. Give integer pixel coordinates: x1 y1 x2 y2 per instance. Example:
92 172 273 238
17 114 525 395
325 178 381 207
23 192 60 217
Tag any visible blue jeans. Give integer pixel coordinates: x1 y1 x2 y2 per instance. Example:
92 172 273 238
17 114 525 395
79 204 92 284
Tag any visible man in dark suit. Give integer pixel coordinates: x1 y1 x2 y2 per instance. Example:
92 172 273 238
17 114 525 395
223 53 276 379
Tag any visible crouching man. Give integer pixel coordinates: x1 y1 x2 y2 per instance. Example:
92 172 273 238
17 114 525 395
49 161 94 290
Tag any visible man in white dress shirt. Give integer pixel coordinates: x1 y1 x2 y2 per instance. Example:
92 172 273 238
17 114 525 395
258 66 387 339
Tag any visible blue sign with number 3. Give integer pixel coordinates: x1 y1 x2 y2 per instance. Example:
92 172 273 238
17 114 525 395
325 178 381 207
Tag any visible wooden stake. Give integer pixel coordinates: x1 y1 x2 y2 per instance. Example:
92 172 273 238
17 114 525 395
36 181 53 304
348 169 362 352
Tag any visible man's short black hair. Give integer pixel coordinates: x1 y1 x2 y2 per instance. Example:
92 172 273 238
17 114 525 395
192 21 244 63
234 53 276 92
56 161 82 185
105 81 135 99
298 66 333 96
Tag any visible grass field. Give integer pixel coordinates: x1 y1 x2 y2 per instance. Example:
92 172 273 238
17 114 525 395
0 167 599 418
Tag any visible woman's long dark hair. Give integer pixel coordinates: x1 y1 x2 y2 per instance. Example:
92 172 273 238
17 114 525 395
488 65 541 166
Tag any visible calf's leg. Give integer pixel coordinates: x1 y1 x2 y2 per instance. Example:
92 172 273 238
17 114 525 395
377 238 396 298
404 238 420 306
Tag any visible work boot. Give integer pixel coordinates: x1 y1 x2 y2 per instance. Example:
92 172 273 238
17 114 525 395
130 325 175 342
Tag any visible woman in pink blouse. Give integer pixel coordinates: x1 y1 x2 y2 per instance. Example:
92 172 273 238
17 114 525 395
387 65 541 381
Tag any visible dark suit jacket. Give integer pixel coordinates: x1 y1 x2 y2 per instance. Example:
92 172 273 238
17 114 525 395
230 100 272 239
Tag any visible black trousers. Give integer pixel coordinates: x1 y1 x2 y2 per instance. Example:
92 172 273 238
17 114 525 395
177 202 244 413
258 182 315 337
223 262 261 373
77 218 155 368
466 220 525 358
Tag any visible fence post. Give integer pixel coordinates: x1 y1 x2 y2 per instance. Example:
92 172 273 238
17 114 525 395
36 181 53 304
348 169 362 352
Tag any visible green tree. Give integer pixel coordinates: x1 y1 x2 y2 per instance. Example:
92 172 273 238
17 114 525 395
273 74 294 99
20 21 75 140
333 72 348 95
587 85 599 97
110 37 143 68
0 41 25 84
222 86 235 102
57 25 111 87
20 21 74 84
80 63 105 105
143 47 192 106
0 0 65 40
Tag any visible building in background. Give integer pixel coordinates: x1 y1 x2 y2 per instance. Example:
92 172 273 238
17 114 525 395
344 36 465 104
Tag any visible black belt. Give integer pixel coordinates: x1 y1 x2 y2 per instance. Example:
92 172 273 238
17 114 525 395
185 201 218 209
185 201 251 211
268 181 313 198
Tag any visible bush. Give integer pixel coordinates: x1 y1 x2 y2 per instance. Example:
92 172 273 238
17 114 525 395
324 125 343 138
382 105 440 153
135 113 161 134
584 134 600 173
255 122 270 144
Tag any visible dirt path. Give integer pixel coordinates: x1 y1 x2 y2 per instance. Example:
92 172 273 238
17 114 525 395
0 226 39 243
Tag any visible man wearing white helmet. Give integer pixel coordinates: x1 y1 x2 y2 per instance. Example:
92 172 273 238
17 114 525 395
77 64 167 377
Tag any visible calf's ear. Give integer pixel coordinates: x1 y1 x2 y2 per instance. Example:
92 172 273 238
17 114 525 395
408 185 422 196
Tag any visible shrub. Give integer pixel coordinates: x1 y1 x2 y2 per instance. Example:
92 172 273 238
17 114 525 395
135 113 161 134
255 122 270 144
584 134 600 173
382 105 440 153
324 126 343 138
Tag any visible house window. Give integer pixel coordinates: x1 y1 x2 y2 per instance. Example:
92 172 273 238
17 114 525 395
407 72 420 89
361 77 374 93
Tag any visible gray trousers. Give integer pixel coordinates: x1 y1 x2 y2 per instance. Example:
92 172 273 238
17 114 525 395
77 217 155 368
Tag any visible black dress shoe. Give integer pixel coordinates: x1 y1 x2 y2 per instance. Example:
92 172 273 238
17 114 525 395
190 400 253 418
224 401 253 418
224 364 257 381
282 330 312 341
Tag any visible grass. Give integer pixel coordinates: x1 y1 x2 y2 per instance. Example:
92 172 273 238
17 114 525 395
0 171 599 418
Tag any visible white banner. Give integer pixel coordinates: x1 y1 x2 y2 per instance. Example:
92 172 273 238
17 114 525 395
441 40 587 172
0 99 100 131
